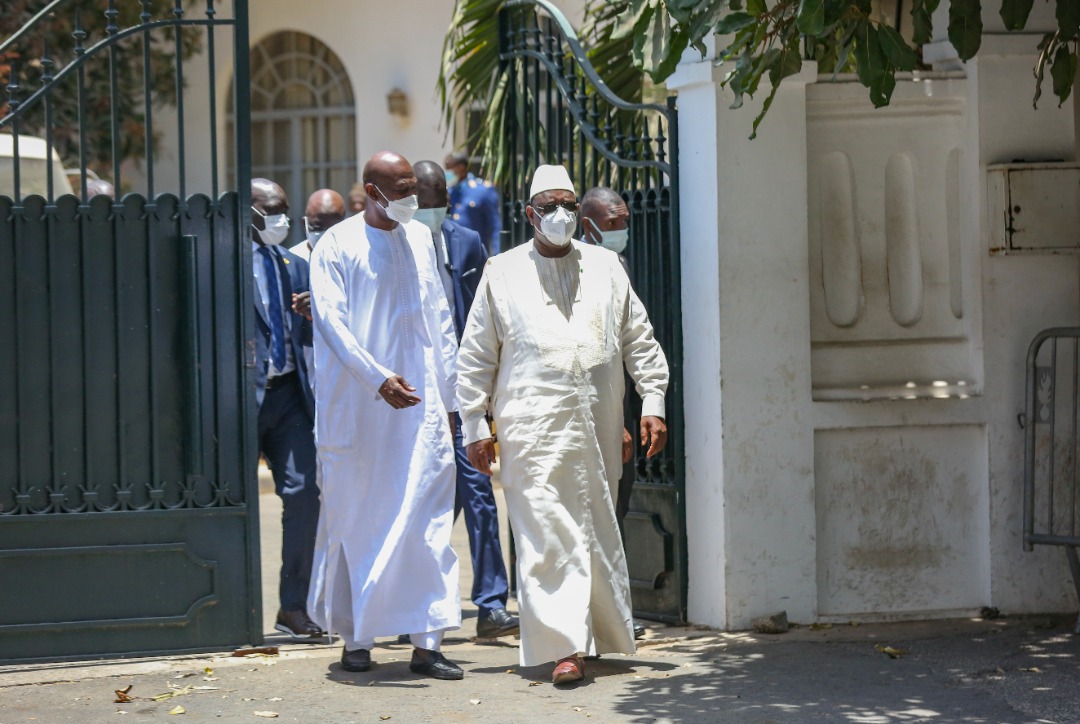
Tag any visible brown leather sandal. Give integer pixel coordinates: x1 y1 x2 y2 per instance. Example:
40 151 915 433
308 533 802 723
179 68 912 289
552 654 585 685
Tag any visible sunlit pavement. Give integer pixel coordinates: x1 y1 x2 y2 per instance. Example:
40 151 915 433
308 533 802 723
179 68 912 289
1 468 1078 722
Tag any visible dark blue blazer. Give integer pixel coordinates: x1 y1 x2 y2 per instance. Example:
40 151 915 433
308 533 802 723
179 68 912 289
253 243 315 418
441 218 489 341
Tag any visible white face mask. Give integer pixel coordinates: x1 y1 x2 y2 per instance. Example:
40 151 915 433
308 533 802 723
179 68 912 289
585 217 629 254
253 207 290 246
302 217 325 248
537 206 576 247
414 207 448 237
375 185 419 225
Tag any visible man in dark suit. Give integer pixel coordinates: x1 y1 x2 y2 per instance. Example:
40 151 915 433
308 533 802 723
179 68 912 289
250 177 323 641
413 161 519 640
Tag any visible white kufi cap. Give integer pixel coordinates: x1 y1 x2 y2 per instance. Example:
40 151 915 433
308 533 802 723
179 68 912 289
529 164 576 199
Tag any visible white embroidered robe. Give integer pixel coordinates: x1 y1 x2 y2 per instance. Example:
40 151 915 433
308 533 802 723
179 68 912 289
457 240 669 666
306 214 461 644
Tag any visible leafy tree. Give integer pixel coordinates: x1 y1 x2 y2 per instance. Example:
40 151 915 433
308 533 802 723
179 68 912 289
0 0 201 180
442 0 1079 146
620 0 1079 136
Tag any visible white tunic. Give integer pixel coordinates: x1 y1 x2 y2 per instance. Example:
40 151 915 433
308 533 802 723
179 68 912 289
306 214 461 644
457 240 669 666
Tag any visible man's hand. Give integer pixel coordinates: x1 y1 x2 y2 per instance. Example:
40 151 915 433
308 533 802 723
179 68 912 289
292 291 312 321
466 439 497 476
622 427 634 464
379 375 422 409
640 416 668 458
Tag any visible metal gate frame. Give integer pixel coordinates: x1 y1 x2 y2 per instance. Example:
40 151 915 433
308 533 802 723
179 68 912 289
496 0 687 623
0 0 258 662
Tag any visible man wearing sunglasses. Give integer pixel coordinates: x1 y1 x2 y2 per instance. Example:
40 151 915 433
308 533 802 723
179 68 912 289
456 164 670 686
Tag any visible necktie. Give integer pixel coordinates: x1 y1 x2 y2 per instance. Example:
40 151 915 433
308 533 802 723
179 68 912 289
258 246 287 371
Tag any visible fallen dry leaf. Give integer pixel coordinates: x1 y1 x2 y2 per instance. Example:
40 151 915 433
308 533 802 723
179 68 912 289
528 681 543 687
114 685 135 704
1020 667 1042 673
269 697 283 702
168 705 186 715
204 667 213 676
152 685 193 702
253 713 279 719
874 644 911 659
809 623 833 631
174 672 196 679
573 707 584 712
379 717 391 721
469 699 481 705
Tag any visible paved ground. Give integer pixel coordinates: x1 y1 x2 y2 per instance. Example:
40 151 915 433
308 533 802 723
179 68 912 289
2 477 1079 722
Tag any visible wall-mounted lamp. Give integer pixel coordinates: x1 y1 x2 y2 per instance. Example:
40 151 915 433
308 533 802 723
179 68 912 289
387 88 409 120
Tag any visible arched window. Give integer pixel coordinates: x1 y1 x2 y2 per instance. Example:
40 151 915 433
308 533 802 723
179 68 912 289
228 31 356 243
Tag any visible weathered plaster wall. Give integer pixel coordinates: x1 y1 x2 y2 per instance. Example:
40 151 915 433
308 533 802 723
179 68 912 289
674 28 1079 629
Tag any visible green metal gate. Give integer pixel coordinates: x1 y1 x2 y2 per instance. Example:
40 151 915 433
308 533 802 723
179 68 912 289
0 0 257 661
497 0 686 623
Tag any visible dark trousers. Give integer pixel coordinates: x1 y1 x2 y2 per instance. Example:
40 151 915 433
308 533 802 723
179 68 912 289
452 413 510 617
257 373 320 613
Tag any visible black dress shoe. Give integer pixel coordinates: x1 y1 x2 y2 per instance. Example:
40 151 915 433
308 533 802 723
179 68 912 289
633 621 646 640
340 647 371 672
476 608 520 638
409 648 464 680
275 609 325 641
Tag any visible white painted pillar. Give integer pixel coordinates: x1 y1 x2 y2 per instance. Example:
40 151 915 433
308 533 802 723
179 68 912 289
668 50 727 628
670 49 820 628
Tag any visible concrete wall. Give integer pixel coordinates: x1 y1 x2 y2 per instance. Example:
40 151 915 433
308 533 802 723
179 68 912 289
672 29 1079 629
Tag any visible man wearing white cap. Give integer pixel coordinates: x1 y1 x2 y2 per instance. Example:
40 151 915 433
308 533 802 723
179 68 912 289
456 164 670 685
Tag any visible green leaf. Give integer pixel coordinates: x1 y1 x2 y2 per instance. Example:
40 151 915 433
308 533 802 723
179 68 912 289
911 0 934 44
1033 31 1057 108
653 30 692 81
878 25 918 71
797 0 826 35
948 0 983 60
853 21 884 86
770 39 804 83
1051 44 1077 105
870 63 898 107
635 5 676 77
999 0 1036 30
1058 0 1080 40
747 0 767 17
716 11 757 34
612 0 652 41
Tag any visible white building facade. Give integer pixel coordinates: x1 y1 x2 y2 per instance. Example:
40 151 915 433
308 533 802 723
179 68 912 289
671 4 1080 628
141 0 1079 630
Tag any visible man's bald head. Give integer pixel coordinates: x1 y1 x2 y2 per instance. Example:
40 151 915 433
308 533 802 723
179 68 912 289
580 186 629 246
361 151 417 230
304 189 346 238
413 160 448 210
305 189 345 218
580 187 624 218
252 177 287 213
362 152 413 190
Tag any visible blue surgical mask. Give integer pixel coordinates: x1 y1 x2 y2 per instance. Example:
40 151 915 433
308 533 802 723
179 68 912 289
598 227 629 254
584 217 628 254
414 207 448 237
445 170 458 187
